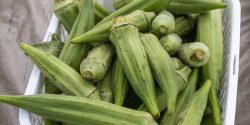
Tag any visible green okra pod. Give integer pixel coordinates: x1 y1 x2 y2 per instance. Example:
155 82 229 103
97 70 113 102
71 10 156 44
80 43 114 81
58 0 94 71
159 68 198 125
176 79 211 125
94 0 111 23
138 65 192 112
166 0 227 14
197 0 224 123
113 0 133 10
113 59 130 106
174 16 195 37
178 42 210 67
171 57 185 70
0 94 158 125
20 43 100 100
96 0 173 25
152 10 175 36
140 33 177 114
109 17 159 118
160 33 182 56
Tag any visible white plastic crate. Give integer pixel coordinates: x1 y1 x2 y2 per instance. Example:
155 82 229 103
19 0 241 124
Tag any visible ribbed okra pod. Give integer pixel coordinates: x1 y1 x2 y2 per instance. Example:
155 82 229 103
140 33 177 114
152 10 175 36
197 0 224 124
166 0 227 14
138 65 192 112
54 0 79 33
97 70 113 102
159 68 199 125
171 57 185 70
71 10 156 44
113 59 129 106
109 18 159 118
113 0 133 10
58 0 93 71
80 43 114 81
160 33 182 56
174 16 195 37
0 94 158 125
20 43 100 99
96 0 173 25
176 80 211 125
178 42 210 67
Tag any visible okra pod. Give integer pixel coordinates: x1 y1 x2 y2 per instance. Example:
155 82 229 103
94 0 111 23
109 17 159 118
96 0 173 25
138 66 192 112
152 10 175 36
171 57 185 70
97 70 113 103
58 0 94 71
176 80 211 125
20 43 100 99
0 94 158 125
174 16 195 37
113 59 130 106
159 68 198 125
71 10 156 44
197 0 224 123
166 0 227 14
80 43 114 81
140 33 177 113
160 33 182 56
113 0 132 10
178 42 210 67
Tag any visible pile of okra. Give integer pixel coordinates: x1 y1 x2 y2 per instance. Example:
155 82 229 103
0 0 227 125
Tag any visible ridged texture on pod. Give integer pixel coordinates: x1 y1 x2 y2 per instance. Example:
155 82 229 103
138 66 192 112
174 16 194 37
58 0 94 71
80 43 114 81
160 33 182 56
109 18 159 118
171 57 185 70
113 59 130 106
71 10 156 44
140 33 177 114
166 0 227 14
54 0 79 33
178 42 210 67
113 0 133 10
96 0 173 25
176 79 211 125
0 94 158 125
97 70 113 102
197 0 224 123
20 43 100 99
152 10 175 36
160 68 198 125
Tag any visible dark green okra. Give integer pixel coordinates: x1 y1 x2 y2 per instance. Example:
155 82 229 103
97 70 113 103
80 43 114 81
166 0 227 14
160 33 182 56
109 17 159 118
178 42 210 67
152 10 175 36
159 68 199 125
20 43 100 99
176 79 211 125
197 0 224 123
58 0 94 71
113 59 130 106
140 33 177 114
138 65 192 112
0 94 158 125
71 10 156 44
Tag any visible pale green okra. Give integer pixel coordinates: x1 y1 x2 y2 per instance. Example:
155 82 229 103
160 33 182 56
97 70 113 103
